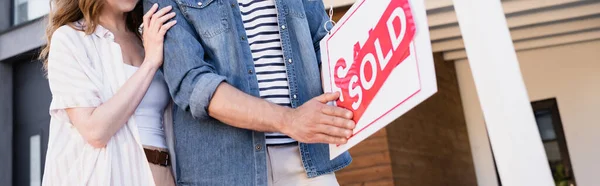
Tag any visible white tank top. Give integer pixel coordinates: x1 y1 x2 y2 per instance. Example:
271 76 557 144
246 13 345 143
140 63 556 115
124 64 170 148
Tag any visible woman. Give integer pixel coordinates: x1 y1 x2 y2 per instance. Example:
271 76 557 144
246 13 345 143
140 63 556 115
40 0 177 185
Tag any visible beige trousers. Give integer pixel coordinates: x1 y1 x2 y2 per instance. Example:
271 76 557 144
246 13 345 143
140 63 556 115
266 145 340 186
144 146 176 186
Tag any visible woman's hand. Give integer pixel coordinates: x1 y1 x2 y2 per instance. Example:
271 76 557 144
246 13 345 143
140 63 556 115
142 3 177 69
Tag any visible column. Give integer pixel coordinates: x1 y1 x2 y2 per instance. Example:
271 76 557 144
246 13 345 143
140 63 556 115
452 0 554 185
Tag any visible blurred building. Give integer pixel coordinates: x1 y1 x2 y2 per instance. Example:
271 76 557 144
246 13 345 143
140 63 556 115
0 0 52 186
0 0 599 186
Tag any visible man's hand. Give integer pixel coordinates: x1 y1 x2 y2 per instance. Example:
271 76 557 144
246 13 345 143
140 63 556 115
280 92 356 144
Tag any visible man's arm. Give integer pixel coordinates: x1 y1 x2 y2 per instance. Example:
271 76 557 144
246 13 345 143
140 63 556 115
145 0 355 144
210 85 356 144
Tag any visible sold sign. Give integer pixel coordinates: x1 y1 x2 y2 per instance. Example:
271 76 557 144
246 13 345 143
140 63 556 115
333 0 416 123
321 0 437 159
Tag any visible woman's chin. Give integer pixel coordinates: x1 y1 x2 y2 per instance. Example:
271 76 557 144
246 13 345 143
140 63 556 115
116 0 139 13
120 5 137 13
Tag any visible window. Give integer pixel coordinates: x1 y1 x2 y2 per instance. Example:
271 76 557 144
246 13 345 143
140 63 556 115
30 134 41 186
532 98 576 186
13 0 50 25
492 98 576 186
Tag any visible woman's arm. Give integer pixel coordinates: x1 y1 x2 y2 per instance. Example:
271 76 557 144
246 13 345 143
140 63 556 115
66 64 158 148
65 4 176 148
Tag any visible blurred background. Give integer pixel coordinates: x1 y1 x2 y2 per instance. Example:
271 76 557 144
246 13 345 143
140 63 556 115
0 0 598 185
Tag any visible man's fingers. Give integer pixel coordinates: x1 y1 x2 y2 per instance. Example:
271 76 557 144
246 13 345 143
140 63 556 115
314 92 339 103
311 134 348 145
319 114 355 130
321 104 353 120
315 124 352 138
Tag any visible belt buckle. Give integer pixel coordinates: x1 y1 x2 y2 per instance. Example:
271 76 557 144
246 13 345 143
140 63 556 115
160 153 169 167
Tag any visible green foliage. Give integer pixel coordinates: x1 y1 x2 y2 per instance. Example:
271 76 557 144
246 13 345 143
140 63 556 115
552 163 569 186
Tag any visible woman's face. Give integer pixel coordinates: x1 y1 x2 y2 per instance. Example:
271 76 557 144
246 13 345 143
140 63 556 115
104 0 139 13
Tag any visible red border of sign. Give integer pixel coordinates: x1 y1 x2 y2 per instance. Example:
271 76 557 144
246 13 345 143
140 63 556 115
325 0 423 141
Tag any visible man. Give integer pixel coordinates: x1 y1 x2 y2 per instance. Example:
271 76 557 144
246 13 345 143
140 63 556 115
143 0 354 185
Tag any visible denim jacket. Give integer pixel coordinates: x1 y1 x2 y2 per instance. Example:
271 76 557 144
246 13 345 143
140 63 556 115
142 0 352 185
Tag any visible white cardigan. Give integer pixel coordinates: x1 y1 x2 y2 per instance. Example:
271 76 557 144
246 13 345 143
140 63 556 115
42 22 176 186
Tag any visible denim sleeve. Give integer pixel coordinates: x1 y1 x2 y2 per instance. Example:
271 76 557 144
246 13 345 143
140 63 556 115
143 0 227 120
303 0 334 66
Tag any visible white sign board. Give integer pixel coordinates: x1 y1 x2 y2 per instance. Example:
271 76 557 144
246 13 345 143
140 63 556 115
320 0 437 159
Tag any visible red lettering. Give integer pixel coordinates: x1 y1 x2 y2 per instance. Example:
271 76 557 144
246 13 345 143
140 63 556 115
333 0 416 123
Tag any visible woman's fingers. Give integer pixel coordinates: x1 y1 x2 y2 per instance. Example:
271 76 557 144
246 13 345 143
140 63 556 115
159 20 177 35
144 5 175 36
153 6 173 19
143 3 158 29
150 6 173 29
156 12 176 25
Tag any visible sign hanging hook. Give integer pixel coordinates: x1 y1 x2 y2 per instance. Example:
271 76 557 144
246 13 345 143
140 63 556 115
324 1 336 35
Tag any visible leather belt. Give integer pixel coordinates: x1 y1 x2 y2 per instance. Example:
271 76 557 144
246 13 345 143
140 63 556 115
144 148 170 167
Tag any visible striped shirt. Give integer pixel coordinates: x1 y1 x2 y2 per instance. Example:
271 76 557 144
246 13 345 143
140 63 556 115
238 0 296 145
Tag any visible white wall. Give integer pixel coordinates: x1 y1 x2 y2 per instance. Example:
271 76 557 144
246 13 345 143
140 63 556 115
455 40 600 186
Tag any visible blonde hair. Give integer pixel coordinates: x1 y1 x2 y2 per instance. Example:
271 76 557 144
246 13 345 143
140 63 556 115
39 0 142 69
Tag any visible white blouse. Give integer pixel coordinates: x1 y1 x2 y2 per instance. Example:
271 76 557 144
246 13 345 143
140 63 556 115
42 22 175 186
